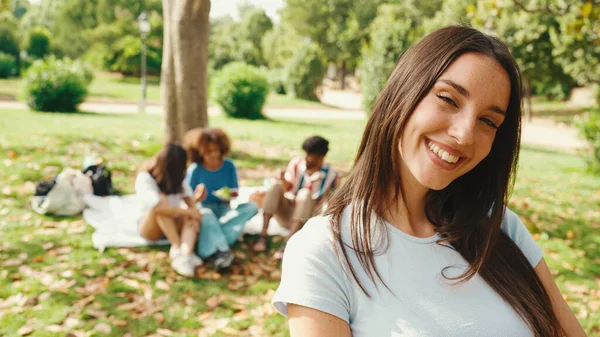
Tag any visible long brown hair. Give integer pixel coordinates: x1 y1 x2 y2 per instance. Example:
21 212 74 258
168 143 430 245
142 143 187 194
326 26 562 336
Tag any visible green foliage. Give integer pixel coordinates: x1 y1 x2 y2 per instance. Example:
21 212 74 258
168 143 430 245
268 68 287 95
261 24 302 69
469 1 575 102
359 3 424 110
577 110 600 172
24 26 52 59
212 62 269 119
0 51 16 78
210 8 273 69
0 12 20 73
284 42 326 101
22 57 94 112
281 0 382 71
549 1 600 85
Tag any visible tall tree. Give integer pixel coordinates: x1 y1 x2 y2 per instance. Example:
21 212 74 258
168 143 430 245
282 0 382 89
162 0 210 142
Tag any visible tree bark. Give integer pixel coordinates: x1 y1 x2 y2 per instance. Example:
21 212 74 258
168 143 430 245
339 61 346 90
161 0 211 143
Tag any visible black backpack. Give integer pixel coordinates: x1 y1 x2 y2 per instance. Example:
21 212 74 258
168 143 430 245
83 164 113 196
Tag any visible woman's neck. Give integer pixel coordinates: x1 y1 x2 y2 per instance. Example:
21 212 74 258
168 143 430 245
383 163 436 238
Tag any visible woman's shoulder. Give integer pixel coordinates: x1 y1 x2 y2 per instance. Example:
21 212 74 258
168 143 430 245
286 215 337 257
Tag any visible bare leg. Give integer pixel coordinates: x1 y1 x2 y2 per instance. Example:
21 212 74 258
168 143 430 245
180 219 198 256
156 215 183 248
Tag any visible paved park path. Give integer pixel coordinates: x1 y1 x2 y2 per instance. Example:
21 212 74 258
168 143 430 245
1 100 589 153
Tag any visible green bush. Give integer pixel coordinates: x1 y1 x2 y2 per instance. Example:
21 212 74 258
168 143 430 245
577 110 600 172
24 26 52 59
212 62 269 119
0 52 16 78
268 68 286 95
284 42 326 101
22 57 94 112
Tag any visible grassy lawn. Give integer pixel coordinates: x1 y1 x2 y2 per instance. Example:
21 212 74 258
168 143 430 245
0 109 598 336
0 74 334 110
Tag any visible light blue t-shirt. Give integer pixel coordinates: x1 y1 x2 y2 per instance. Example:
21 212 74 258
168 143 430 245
186 159 239 204
272 207 543 337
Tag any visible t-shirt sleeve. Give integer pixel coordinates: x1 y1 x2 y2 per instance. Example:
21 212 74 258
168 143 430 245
501 207 543 267
272 217 352 323
227 160 239 189
135 172 161 211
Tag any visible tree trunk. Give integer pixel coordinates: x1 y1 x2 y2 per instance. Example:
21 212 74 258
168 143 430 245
161 0 210 143
339 61 346 90
524 77 533 122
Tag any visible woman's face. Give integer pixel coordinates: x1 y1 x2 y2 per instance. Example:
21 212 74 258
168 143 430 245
201 142 222 166
399 52 511 191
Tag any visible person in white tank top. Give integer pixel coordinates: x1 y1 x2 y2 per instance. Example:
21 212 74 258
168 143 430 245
272 26 586 337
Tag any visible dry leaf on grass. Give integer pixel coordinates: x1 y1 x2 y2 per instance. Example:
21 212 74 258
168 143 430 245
46 325 63 333
17 326 34 336
94 323 111 333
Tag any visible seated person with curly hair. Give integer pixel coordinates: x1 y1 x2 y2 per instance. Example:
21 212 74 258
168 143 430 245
185 127 258 269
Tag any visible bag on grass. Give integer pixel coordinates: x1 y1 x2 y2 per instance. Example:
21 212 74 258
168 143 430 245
83 164 113 196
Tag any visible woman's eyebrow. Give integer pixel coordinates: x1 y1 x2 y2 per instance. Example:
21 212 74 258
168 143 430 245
438 79 506 116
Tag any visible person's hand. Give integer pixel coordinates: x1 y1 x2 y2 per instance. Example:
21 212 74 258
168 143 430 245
194 184 207 203
278 169 286 182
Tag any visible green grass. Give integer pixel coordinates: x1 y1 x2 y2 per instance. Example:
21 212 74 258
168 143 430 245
0 74 333 110
0 109 598 336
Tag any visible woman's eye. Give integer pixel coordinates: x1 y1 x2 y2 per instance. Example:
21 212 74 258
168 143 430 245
437 94 458 108
481 118 499 129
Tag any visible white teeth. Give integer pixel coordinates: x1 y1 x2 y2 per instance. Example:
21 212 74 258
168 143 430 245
428 141 459 164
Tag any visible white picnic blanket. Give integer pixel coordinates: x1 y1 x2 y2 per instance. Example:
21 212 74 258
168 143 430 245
83 186 289 251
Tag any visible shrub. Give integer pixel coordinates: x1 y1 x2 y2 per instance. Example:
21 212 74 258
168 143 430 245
22 57 94 112
212 62 269 119
0 52 16 78
577 110 600 172
284 42 326 101
24 26 52 59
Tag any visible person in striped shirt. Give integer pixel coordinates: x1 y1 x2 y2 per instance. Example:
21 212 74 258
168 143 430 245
252 136 338 259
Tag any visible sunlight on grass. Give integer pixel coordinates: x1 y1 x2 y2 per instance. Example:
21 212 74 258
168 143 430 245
0 109 598 336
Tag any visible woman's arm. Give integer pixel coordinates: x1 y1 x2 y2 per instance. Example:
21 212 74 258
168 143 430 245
288 304 352 337
535 259 587 336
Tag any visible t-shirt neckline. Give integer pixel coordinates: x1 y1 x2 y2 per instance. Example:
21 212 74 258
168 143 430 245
384 221 441 244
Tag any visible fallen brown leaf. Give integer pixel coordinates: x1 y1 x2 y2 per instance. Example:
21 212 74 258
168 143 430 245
94 323 111 333
206 295 220 309
155 280 170 291
85 309 107 318
17 326 34 336
46 325 63 333
157 328 174 336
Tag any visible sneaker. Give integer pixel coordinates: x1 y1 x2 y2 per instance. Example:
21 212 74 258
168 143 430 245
214 250 234 270
190 254 203 267
169 245 181 259
171 255 195 277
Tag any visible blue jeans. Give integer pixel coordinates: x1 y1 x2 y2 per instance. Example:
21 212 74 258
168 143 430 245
196 202 259 259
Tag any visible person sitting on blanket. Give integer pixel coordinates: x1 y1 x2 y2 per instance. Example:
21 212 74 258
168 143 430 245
251 135 338 259
136 143 204 278
185 127 259 270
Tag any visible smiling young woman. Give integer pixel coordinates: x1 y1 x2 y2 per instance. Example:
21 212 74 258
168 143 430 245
271 26 587 337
